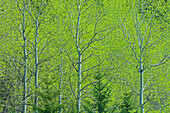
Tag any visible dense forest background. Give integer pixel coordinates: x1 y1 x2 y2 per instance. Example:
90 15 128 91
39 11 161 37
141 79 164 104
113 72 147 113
0 0 169 113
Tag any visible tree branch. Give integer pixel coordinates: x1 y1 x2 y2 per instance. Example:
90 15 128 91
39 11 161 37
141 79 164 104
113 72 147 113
82 62 102 73
26 0 35 22
65 50 78 72
150 54 169 67
81 53 93 63
69 76 77 99
116 74 139 95
81 33 97 55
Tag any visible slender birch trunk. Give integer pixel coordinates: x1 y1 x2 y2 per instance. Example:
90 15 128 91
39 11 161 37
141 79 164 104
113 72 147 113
22 1 27 112
77 53 82 113
59 50 63 113
139 1 144 112
139 38 144 113
76 4 82 112
34 11 39 113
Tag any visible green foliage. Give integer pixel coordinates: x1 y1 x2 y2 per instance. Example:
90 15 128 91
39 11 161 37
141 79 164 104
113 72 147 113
0 0 169 112
34 78 61 113
84 69 112 113
119 91 138 113
137 0 169 31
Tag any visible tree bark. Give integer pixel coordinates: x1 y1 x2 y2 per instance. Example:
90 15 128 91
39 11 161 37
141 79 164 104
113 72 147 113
139 39 144 113
59 51 63 113
22 1 27 112
76 4 81 112
34 11 39 113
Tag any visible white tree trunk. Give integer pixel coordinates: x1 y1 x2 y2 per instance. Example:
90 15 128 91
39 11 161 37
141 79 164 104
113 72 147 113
76 5 81 112
139 1 144 112
22 1 27 112
59 51 63 113
34 11 39 113
77 53 82 113
139 39 144 113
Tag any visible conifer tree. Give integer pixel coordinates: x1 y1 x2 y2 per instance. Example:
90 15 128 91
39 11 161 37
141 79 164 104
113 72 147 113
119 91 138 113
34 78 61 113
84 69 112 113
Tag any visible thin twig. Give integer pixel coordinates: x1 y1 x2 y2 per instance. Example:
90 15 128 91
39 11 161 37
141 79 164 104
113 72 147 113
69 76 77 99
